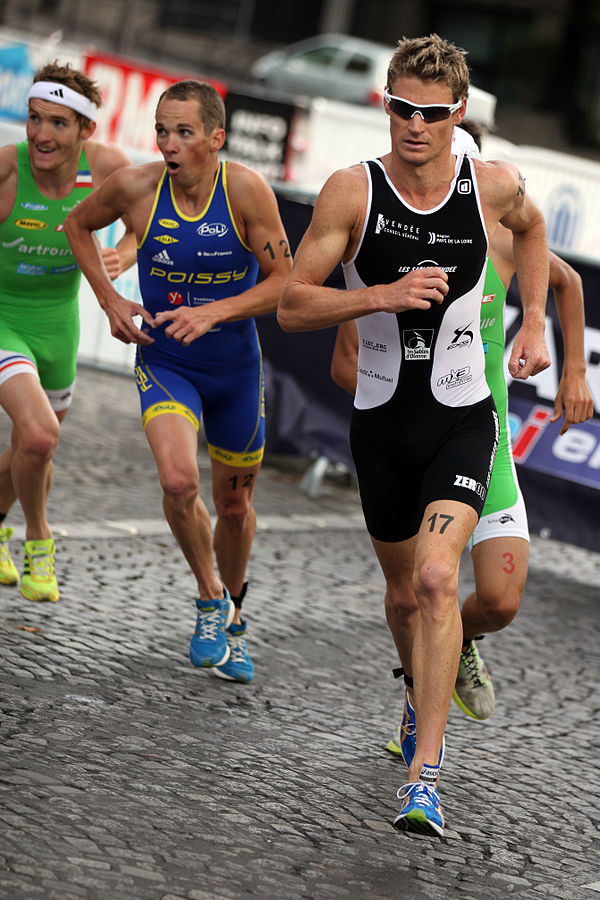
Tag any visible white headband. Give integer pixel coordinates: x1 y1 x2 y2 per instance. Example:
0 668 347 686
27 81 98 122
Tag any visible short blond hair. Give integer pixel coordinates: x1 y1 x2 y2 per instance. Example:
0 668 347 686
387 34 470 102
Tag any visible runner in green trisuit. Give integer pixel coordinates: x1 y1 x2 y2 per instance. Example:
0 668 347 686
0 61 136 602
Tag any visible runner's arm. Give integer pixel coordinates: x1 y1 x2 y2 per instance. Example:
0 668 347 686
64 167 155 345
548 252 594 433
278 167 445 332
496 166 550 380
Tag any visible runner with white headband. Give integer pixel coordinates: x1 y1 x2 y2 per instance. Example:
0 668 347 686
0 61 136 603
27 81 99 122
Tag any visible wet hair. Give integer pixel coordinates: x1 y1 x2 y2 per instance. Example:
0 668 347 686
157 80 226 134
32 60 102 127
458 118 483 152
387 34 470 103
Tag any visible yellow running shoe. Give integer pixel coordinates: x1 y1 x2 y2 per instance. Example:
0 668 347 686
20 537 59 602
0 526 19 585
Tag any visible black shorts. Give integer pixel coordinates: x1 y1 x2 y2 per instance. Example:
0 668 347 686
350 395 499 543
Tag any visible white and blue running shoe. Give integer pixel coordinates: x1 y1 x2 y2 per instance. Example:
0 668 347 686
393 781 445 837
213 619 254 683
189 590 234 668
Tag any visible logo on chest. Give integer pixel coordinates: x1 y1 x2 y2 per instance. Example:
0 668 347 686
197 222 228 238
402 329 434 360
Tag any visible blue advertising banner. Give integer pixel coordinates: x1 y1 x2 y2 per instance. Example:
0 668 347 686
0 43 34 120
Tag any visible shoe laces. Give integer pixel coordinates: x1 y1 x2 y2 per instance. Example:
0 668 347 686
0 538 12 562
196 606 222 640
397 781 438 806
27 548 55 580
461 641 485 687
228 633 247 663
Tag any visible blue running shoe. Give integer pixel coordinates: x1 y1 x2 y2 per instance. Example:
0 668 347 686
189 590 234 668
393 781 445 837
385 692 445 769
213 619 254 683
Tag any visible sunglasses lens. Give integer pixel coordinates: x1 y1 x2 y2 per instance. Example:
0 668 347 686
388 96 453 123
423 108 450 123
389 98 413 119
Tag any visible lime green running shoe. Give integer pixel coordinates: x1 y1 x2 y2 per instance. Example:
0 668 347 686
20 538 59 602
0 526 19 585
453 638 495 720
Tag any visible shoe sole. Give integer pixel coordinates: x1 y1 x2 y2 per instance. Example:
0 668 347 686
212 667 254 684
0 576 20 586
452 687 494 721
20 587 59 602
393 810 444 837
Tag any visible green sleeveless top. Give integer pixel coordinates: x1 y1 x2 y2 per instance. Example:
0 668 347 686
0 141 93 314
481 258 518 513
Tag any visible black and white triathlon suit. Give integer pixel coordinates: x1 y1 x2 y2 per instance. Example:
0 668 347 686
344 155 499 543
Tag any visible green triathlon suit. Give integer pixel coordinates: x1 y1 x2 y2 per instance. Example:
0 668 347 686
470 259 529 547
0 141 93 409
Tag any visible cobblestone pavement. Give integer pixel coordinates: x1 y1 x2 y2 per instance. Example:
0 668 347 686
1 367 599 900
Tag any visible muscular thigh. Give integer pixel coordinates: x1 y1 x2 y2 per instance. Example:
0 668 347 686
202 358 265 467
471 536 529 599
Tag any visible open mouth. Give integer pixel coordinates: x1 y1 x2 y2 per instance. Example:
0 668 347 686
166 161 180 173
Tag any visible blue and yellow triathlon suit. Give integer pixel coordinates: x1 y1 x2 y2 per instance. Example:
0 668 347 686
0 141 93 410
135 160 265 466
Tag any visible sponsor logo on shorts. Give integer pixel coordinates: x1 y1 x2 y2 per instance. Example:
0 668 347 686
403 329 434 360
21 202 48 211
482 293 495 304
153 249 174 265
15 218 46 230
495 514 516 525
374 214 419 240
158 218 179 229
427 232 473 245
154 234 179 244
437 366 472 389
168 291 183 305
134 366 152 392
447 322 474 350
454 474 486 498
197 222 228 238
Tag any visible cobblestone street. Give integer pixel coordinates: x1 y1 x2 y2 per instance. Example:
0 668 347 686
1 367 599 900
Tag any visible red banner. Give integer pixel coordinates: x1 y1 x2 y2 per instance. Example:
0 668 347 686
83 50 227 154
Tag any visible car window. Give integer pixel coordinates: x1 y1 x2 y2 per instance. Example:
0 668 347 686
290 47 341 67
345 53 371 75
